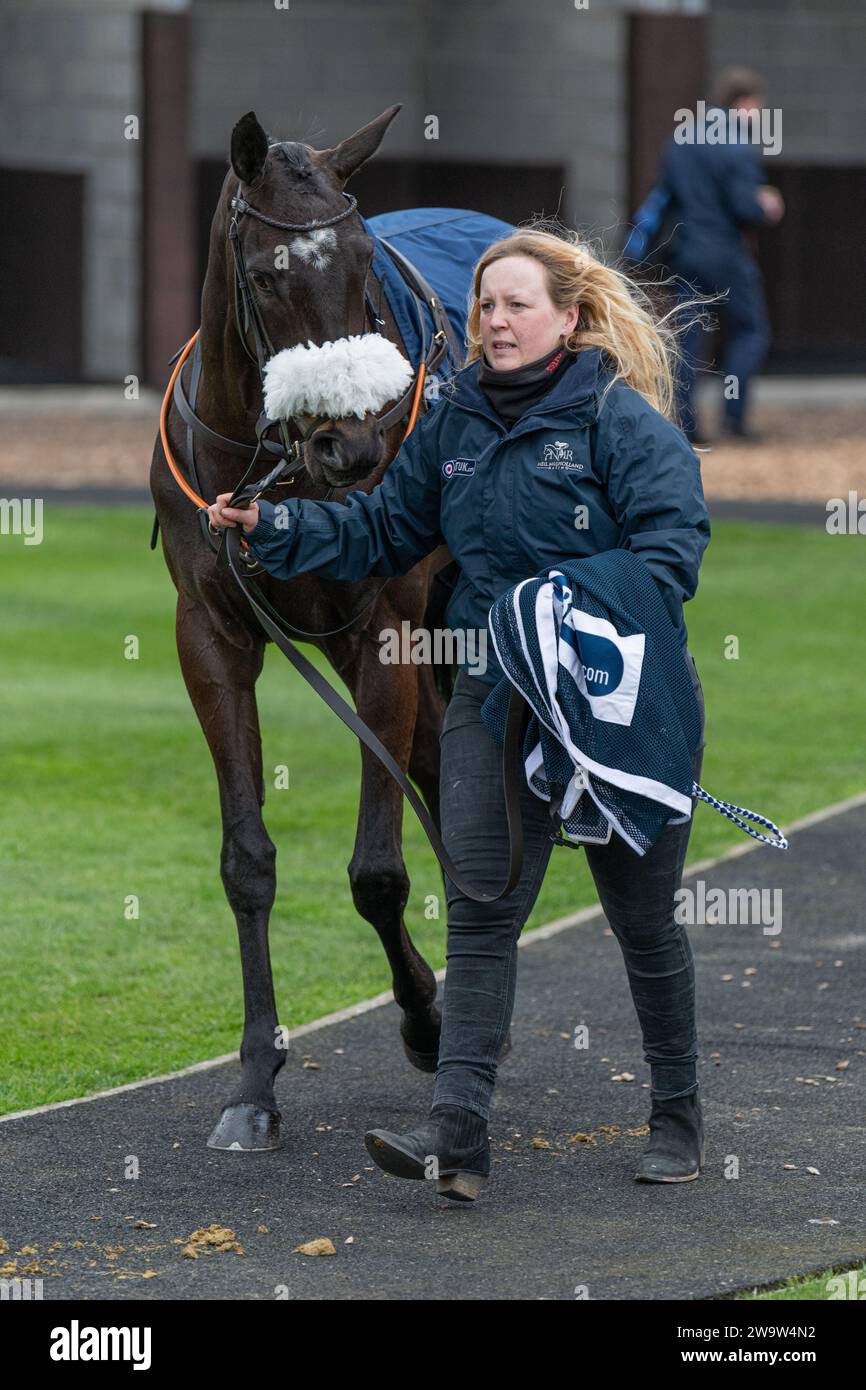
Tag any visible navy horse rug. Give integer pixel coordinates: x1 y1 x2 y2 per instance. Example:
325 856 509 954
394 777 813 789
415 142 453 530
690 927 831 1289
362 206 515 376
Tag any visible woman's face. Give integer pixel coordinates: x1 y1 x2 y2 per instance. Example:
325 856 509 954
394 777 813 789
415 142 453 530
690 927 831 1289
478 255 579 370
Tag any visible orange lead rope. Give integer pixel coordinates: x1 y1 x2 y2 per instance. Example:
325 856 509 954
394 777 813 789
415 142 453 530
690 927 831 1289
159 330 205 509
404 361 426 435
159 328 255 554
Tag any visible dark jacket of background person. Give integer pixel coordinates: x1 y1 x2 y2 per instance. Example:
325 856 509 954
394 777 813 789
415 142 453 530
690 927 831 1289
658 104 770 276
245 346 711 687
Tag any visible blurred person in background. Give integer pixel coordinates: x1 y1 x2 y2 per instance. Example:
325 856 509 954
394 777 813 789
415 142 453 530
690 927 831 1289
629 67 785 444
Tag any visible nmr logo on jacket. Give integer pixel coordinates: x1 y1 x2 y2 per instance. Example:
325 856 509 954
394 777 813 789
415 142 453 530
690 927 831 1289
537 439 583 471
442 457 477 478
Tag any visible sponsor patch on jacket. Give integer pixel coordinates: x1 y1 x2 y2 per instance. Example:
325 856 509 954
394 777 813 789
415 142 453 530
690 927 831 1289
442 457 477 478
537 439 583 471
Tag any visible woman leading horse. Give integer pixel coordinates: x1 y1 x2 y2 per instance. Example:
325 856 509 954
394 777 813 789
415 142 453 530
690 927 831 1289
209 225 711 1202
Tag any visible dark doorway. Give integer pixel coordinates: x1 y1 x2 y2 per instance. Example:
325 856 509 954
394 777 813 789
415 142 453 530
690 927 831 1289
627 13 707 214
0 168 84 383
757 165 866 370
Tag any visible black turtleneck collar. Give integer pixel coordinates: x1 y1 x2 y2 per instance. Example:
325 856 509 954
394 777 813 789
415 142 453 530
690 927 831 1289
476 341 578 427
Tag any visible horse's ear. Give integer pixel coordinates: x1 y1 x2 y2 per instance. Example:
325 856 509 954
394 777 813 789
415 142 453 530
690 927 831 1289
316 104 402 188
230 111 269 184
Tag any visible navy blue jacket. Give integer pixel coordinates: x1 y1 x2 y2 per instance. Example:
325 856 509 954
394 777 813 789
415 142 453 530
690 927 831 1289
659 105 769 274
246 347 711 687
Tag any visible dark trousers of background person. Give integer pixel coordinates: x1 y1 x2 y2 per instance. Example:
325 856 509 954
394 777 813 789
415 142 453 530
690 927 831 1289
430 657 706 1122
674 253 770 436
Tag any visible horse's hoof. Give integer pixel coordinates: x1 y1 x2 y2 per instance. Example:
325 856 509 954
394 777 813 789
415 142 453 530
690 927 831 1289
402 1036 439 1073
206 1103 282 1151
401 1027 513 1073
401 1007 442 1073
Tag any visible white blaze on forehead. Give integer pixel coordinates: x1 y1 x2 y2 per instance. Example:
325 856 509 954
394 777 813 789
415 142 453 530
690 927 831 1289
289 227 338 271
263 334 414 421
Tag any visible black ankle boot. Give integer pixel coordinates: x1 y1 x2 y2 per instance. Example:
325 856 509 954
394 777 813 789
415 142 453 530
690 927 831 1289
364 1105 490 1201
634 1084 705 1183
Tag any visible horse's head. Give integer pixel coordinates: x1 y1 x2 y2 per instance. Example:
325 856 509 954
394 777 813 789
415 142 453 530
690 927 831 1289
206 105 409 488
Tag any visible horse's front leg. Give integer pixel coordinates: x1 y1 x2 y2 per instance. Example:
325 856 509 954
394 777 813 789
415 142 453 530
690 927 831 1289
174 589 283 1150
334 623 442 1072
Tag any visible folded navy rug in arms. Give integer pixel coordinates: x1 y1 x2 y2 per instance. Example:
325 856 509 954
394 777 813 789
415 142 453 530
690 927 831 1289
481 550 787 854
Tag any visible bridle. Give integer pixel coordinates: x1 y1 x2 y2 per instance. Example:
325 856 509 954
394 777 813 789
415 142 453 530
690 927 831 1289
228 183 359 373
225 183 358 482
223 177 461 452
159 174 461 583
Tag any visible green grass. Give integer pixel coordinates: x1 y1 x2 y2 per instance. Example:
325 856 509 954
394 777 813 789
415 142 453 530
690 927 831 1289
736 1261 866 1301
0 509 863 1112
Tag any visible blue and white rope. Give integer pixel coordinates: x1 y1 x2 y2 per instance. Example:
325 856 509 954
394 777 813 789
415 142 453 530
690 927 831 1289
693 784 788 849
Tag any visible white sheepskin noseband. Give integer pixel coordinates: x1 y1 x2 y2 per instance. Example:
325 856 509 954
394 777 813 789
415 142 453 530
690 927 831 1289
262 333 414 421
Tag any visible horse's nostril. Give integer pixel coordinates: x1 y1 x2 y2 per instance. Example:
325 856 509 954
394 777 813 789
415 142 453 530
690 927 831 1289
316 435 340 464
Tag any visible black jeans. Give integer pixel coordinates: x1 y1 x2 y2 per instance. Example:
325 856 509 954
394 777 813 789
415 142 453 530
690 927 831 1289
431 653 706 1121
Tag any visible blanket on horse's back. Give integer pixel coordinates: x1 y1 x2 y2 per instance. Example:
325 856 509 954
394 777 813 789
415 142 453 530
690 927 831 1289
361 207 514 379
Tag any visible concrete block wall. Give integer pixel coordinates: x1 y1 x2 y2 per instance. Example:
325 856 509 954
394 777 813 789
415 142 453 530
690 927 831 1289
0 1 144 380
190 0 626 249
708 0 866 164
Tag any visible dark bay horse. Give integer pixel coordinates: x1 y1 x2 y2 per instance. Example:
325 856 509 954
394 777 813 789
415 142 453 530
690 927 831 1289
150 105 467 1151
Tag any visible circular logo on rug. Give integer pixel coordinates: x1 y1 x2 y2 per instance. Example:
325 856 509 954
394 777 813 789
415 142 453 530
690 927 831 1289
574 631 624 695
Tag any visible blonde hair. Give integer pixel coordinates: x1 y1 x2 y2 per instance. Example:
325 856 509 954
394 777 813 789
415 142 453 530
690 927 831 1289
464 220 709 422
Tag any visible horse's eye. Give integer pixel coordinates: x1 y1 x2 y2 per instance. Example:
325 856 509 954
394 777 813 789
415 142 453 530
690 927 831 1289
249 272 272 294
